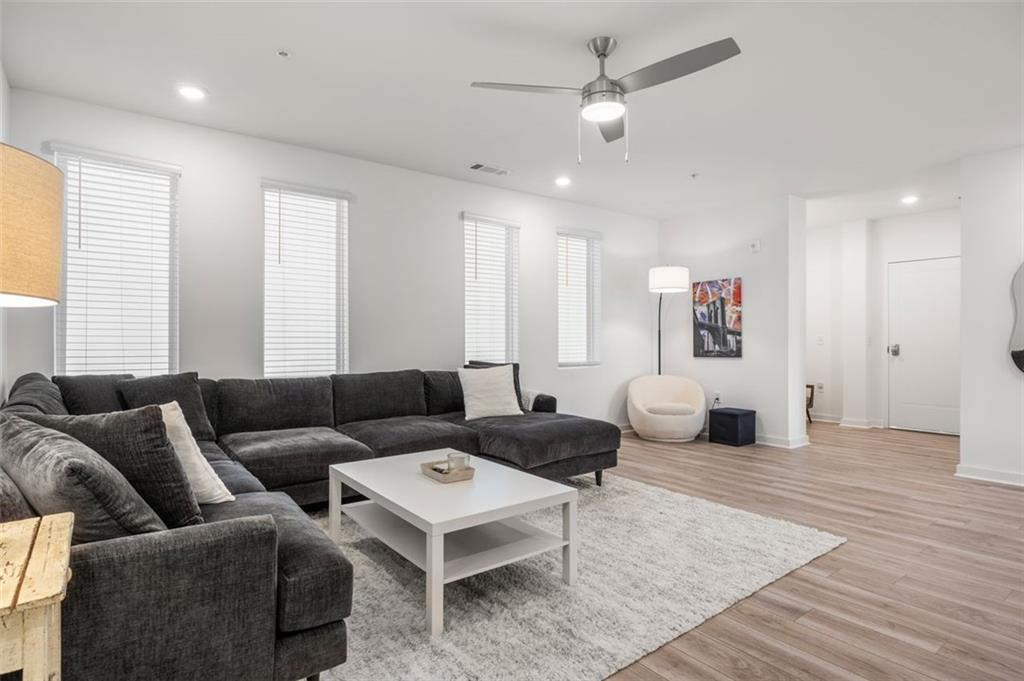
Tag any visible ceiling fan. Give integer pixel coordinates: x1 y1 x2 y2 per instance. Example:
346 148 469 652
472 35 740 158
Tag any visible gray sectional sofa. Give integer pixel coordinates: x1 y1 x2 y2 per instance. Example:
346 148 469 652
0 367 620 681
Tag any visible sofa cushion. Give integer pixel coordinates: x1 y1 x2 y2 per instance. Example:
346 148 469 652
52 374 133 414
0 465 35 522
200 491 353 632
452 412 621 469
424 370 463 415
2 372 69 415
0 414 166 544
337 415 479 457
217 377 334 435
119 372 216 441
331 370 426 425
18 407 204 528
197 440 267 495
198 378 220 434
220 427 373 489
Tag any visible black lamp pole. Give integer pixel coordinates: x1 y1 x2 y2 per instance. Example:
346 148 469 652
657 292 664 375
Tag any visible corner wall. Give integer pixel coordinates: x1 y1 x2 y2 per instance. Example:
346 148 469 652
658 196 807 447
5 89 660 424
958 146 1024 486
0 3 10 396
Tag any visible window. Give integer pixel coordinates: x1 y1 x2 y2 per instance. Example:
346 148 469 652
263 184 349 378
558 232 602 366
53 146 179 376
464 213 519 363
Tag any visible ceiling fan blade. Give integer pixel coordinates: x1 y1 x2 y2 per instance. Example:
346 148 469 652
598 118 624 143
617 37 740 93
470 82 582 95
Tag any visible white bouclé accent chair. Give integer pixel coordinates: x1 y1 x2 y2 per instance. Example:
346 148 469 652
627 375 707 442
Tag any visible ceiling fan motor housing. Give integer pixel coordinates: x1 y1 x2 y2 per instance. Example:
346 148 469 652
581 76 626 110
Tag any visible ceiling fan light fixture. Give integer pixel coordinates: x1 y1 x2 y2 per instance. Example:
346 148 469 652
581 100 626 122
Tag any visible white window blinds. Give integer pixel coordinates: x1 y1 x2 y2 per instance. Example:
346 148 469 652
53 147 179 376
464 214 519 364
263 185 348 378
558 232 602 366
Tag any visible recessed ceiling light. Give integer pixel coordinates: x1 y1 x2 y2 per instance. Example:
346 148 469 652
555 176 571 187
177 84 206 102
901 195 919 205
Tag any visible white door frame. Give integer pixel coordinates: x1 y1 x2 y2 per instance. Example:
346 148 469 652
884 255 961 432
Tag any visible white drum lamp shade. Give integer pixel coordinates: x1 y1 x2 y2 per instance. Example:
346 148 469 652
0 143 63 307
649 266 690 293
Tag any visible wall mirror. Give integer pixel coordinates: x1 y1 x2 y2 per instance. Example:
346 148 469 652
1013 261 1024 372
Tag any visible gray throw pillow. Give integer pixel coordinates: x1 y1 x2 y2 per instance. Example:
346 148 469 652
19 407 203 528
118 372 216 441
0 414 167 544
0 465 36 522
52 373 134 414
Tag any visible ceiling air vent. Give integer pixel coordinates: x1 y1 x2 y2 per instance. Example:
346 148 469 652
467 162 509 176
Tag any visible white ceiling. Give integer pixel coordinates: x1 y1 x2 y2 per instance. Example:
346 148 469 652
806 161 961 229
3 2 1021 220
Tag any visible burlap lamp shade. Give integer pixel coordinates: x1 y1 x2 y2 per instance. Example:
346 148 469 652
0 143 63 307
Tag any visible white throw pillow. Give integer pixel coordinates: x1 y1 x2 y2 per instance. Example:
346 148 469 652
458 365 524 420
159 401 234 504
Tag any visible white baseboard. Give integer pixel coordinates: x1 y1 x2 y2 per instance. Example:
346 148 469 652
757 433 810 449
808 412 841 423
839 418 873 429
955 465 1024 487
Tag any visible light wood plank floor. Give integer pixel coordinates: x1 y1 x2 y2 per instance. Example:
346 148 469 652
607 422 1023 681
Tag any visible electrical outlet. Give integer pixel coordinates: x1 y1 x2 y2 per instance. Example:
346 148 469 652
816 335 825 346
748 239 762 254
711 391 721 403
816 382 825 391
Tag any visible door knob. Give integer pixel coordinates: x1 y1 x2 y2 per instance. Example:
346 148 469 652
888 343 901 357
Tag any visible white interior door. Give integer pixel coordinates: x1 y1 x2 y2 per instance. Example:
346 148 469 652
887 257 961 434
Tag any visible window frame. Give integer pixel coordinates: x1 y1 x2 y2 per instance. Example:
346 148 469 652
463 211 520 365
48 142 181 376
557 230 603 368
261 180 351 378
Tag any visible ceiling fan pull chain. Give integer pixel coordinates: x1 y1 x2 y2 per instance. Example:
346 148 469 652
624 108 630 163
577 106 582 164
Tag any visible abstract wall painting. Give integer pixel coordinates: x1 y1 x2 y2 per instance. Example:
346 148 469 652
692 277 742 358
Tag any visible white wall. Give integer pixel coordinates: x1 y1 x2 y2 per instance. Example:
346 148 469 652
659 196 807 447
805 207 961 426
958 146 1024 486
0 3 10 396
5 90 660 425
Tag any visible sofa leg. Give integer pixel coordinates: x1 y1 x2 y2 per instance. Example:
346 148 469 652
595 470 603 486
306 674 320 681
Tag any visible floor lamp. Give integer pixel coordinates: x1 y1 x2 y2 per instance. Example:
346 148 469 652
649 266 690 375
0 143 63 307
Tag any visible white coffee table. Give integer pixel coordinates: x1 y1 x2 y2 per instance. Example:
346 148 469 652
328 449 579 636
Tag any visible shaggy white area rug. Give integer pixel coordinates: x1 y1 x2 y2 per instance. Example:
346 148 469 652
314 474 843 681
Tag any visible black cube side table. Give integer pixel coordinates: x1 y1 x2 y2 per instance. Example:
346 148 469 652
709 408 756 446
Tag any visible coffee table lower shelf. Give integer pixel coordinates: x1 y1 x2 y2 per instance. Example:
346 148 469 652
342 500 567 584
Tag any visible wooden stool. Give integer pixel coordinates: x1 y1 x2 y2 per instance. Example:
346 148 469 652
1 513 74 681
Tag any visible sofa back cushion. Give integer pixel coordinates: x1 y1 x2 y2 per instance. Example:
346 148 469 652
118 372 216 441
0 465 35 522
332 370 426 424
2 373 69 416
18 407 204 529
216 377 334 435
52 374 134 414
0 414 167 544
424 370 464 415
198 378 219 435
